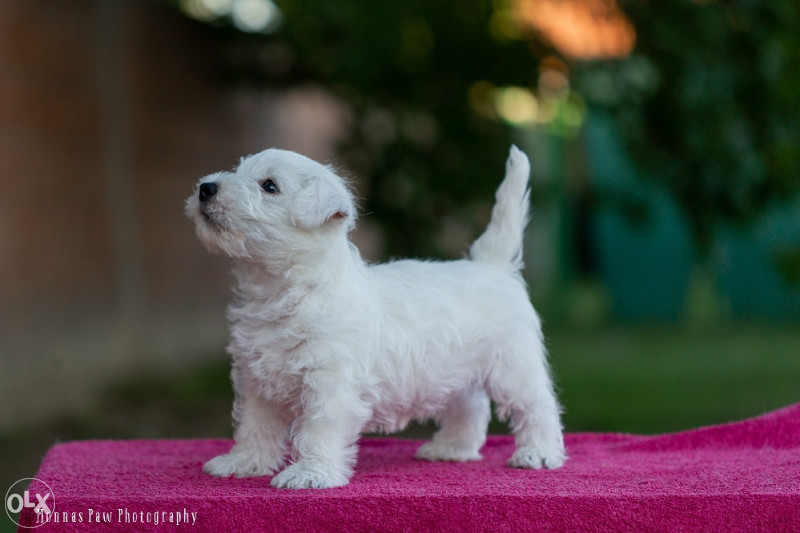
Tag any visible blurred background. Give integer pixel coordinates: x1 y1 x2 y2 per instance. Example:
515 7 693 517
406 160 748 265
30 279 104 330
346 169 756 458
1 0 799 515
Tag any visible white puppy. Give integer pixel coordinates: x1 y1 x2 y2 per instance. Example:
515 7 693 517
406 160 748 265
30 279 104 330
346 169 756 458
186 146 565 489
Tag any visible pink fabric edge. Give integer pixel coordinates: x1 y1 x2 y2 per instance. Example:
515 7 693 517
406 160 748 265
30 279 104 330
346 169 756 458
17 402 800 532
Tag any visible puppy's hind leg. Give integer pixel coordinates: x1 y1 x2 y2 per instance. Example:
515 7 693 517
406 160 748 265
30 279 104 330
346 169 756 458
488 332 566 470
416 388 490 462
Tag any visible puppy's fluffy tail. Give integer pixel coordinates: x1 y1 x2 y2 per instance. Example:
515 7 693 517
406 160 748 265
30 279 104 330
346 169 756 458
469 145 531 272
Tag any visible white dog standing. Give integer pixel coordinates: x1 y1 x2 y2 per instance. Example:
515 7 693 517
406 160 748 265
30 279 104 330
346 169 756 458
186 146 566 489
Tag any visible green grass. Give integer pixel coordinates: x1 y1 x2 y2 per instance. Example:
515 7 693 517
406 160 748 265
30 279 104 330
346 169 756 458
2 324 799 532
549 324 800 434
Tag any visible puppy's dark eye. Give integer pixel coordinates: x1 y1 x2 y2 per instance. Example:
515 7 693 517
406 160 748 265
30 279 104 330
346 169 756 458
261 179 279 194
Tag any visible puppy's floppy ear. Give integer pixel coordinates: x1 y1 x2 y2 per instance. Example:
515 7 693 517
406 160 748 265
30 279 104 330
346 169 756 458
291 172 355 230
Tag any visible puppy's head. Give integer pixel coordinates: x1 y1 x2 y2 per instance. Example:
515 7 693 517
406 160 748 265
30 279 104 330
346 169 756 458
185 149 356 260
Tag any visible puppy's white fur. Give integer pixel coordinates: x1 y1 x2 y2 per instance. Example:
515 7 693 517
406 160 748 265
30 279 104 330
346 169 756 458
186 146 565 489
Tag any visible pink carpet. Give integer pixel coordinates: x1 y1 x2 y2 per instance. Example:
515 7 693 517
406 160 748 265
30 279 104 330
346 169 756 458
18 403 800 532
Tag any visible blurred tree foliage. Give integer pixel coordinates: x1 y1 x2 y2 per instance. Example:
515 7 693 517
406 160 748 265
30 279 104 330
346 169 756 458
163 0 542 259
161 0 800 256
577 0 800 247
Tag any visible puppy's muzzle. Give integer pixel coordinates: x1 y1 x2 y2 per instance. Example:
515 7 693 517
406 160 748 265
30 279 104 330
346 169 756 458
199 182 218 203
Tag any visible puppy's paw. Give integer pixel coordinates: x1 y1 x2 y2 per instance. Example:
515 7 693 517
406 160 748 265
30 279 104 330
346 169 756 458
270 461 350 489
203 452 282 478
416 441 482 462
509 445 566 470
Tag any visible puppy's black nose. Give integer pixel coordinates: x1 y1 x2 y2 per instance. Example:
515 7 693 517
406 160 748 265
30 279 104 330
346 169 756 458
198 182 218 203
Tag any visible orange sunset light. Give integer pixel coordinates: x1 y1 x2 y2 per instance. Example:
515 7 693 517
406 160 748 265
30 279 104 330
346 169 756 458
514 0 636 59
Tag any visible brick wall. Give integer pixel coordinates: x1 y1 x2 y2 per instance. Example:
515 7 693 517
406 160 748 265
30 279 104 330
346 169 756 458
0 0 350 427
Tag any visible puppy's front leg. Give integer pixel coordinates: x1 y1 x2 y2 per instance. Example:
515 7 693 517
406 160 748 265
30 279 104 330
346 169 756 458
204 383 289 478
271 369 370 489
